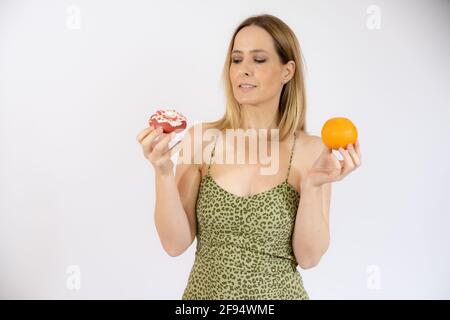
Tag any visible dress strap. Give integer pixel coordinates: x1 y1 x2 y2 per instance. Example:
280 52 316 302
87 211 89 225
285 131 297 181
207 135 218 176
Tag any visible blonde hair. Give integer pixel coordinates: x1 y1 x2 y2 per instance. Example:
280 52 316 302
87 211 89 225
206 13 309 141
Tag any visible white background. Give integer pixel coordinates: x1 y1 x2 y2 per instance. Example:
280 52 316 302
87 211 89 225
1 0 449 299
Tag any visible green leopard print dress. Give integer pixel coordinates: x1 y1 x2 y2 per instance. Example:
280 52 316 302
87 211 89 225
182 131 309 300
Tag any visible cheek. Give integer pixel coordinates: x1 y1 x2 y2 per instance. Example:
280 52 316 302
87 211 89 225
258 66 281 84
229 64 281 87
229 65 238 80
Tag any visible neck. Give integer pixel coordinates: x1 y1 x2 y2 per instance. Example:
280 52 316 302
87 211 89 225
240 101 279 131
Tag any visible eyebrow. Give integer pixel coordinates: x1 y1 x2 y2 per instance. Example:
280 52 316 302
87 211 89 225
231 49 268 54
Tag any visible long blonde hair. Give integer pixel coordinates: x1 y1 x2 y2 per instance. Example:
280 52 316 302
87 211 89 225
206 14 309 141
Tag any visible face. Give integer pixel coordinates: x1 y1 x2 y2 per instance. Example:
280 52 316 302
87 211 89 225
229 25 295 107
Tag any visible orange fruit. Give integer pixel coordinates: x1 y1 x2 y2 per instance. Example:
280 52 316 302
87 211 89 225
321 117 358 150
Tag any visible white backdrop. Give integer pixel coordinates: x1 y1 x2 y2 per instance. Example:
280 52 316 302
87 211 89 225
1 0 449 299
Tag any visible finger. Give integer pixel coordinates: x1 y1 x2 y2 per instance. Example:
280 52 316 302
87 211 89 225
167 140 183 158
346 143 361 167
355 140 362 160
136 125 156 143
149 129 177 152
338 147 354 176
312 143 335 167
329 150 342 169
142 126 164 148
151 131 175 159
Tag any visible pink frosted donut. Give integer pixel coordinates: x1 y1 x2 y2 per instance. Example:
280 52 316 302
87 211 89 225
148 109 187 133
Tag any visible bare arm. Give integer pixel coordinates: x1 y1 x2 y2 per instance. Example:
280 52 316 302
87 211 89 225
137 125 202 257
154 170 199 256
292 182 331 269
292 135 361 269
292 137 332 269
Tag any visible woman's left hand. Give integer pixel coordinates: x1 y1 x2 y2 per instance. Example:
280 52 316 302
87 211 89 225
302 140 362 189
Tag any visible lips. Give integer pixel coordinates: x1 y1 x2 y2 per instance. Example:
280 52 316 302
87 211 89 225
239 83 257 88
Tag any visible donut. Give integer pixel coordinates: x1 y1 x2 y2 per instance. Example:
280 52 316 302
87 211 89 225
148 109 187 133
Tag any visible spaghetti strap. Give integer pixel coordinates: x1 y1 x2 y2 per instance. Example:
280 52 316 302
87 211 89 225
207 135 218 176
285 131 297 181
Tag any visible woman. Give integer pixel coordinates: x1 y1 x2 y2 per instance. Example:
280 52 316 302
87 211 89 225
136 14 362 299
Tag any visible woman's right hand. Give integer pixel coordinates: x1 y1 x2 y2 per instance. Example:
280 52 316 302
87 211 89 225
136 126 180 176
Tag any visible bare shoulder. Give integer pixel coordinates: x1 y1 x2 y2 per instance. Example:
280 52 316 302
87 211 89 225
294 130 326 167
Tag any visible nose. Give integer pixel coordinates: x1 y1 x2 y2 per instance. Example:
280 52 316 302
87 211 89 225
239 61 253 77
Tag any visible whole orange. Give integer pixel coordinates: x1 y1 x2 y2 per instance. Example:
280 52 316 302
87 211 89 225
321 117 358 150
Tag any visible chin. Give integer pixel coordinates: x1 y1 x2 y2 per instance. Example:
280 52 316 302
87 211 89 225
236 98 260 106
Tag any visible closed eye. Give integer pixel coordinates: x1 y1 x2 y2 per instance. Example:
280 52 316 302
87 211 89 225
232 59 266 64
